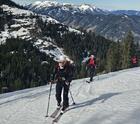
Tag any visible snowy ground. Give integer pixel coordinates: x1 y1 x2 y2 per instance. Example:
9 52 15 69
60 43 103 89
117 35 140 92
0 67 140 124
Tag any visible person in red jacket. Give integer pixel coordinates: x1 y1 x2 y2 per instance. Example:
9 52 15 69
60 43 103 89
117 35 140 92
131 56 138 67
86 55 96 83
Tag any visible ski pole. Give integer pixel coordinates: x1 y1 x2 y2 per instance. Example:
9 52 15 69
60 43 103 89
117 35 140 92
45 82 53 117
69 88 76 105
98 74 99 80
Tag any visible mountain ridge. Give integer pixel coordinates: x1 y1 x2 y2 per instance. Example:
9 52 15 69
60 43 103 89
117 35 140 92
27 1 140 16
27 1 140 42
0 0 24 9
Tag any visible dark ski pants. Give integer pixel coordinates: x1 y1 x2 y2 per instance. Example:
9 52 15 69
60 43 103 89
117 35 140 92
56 80 70 107
132 63 138 68
89 67 95 82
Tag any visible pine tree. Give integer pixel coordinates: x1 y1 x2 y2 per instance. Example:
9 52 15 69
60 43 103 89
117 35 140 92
115 41 122 70
121 31 136 69
0 38 55 93
106 41 122 72
106 43 115 72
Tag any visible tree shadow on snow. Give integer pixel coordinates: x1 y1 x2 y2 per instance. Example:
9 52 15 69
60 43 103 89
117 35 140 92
69 92 121 111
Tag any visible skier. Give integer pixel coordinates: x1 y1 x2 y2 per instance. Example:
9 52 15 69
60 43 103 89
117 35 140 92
131 55 138 67
82 49 88 59
53 56 74 113
86 54 96 83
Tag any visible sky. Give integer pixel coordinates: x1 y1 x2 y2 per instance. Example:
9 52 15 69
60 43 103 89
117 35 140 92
12 0 140 10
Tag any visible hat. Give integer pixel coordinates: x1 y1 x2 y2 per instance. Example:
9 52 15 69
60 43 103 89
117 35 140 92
90 55 94 58
58 55 66 62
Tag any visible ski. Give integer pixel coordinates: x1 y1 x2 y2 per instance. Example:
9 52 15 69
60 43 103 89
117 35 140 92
86 80 91 83
52 103 76 123
52 110 67 123
52 112 63 123
50 107 62 118
86 79 94 83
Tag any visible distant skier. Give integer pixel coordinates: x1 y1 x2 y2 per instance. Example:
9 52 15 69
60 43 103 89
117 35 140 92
82 49 89 59
131 55 138 67
86 54 96 83
52 56 74 113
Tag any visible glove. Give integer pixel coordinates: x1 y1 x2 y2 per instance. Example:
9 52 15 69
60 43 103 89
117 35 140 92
65 81 70 86
49 80 57 84
95 65 97 69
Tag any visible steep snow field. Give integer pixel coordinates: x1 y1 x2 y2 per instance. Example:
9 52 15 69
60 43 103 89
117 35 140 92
0 67 140 124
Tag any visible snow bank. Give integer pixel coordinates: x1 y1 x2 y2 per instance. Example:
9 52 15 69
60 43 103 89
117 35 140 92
0 67 140 124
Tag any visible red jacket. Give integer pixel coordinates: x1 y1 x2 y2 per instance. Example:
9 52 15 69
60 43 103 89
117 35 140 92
87 58 96 68
131 56 138 64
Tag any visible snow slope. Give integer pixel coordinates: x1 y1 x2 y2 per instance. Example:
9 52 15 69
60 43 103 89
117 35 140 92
0 67 140 124
0 5 80 60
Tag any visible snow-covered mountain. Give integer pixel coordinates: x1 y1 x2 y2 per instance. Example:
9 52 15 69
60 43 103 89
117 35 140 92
27 1 108 15
0 3 80 60
27 1 140 16
112 10 140 16
27 1 140 42
1 1 119 94
0 67 140 124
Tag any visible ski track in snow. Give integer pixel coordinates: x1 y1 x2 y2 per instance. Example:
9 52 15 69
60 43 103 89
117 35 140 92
0 67 140 124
